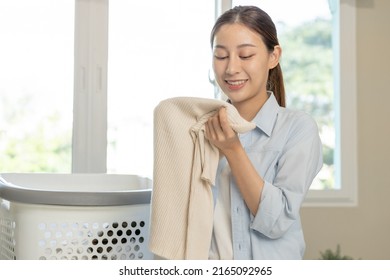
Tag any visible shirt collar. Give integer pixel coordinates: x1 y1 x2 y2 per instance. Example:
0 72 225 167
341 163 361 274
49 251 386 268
252 91 280 137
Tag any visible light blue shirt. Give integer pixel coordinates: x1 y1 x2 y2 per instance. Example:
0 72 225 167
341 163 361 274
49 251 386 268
212 92 323 260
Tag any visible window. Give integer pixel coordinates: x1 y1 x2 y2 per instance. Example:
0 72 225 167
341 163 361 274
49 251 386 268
106 1 215 178
0 0 74 172
0 0 357 206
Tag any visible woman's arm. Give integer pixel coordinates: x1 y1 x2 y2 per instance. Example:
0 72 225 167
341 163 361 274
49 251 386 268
205 107 264 215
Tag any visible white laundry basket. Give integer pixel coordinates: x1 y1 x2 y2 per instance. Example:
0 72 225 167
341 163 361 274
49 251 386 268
0 173 153 260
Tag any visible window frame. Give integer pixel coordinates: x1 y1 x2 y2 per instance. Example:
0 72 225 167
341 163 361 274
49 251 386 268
72 0 108 173
304 0 358 207
71 0 357 206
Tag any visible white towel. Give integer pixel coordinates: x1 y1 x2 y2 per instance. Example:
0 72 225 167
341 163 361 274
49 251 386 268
149 97 255 259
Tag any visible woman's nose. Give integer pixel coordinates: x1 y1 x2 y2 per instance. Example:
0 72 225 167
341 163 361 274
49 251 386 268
226 56 241 75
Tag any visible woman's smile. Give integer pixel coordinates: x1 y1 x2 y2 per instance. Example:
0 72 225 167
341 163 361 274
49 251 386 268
225 79 248 90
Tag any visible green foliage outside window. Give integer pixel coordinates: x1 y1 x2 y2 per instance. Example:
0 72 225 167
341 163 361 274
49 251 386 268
279 18 335 190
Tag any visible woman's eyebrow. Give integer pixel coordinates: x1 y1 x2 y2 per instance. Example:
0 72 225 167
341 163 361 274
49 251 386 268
214 43 257 49
237 43 257 48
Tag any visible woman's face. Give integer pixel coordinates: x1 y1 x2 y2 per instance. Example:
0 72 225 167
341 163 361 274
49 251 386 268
212 23 280 106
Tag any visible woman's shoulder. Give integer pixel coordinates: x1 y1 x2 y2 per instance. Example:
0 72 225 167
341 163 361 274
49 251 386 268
277 107 319 134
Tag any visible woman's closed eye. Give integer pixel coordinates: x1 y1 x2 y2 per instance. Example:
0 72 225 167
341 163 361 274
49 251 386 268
214 55 229 60
240 54 255 60
214 54 255 60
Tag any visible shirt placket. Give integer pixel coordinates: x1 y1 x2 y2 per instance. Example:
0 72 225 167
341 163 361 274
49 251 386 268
230 131 253 260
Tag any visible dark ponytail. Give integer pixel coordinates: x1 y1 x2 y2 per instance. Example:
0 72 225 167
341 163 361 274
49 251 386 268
268 64 285 107
210 6 286 107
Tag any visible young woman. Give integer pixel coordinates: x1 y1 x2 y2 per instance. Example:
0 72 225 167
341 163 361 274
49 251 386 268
205 6 323 259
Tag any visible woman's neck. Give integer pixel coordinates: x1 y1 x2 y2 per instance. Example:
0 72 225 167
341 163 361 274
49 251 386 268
232 91 269 121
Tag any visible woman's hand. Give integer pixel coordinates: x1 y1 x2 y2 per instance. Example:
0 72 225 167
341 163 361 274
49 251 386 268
205 107 241 155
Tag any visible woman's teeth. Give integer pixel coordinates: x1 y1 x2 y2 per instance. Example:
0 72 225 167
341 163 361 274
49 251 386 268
227 80 246 85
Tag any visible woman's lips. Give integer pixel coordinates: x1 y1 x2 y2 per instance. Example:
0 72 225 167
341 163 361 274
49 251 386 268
225 79 248 90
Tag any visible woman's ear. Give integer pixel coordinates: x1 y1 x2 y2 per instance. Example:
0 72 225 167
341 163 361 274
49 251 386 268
268 45 282 69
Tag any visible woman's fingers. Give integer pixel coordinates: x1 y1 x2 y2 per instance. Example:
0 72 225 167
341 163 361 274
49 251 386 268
206 107 241 154
218 107 236 137
206 107 232 141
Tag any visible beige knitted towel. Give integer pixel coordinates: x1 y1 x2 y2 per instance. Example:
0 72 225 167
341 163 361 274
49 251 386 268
149 97 256 259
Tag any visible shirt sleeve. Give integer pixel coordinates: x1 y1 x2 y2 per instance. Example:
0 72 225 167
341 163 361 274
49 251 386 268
250 113 323 239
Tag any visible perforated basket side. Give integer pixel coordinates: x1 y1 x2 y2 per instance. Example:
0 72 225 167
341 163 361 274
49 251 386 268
37 218 149 260
5 202 153 260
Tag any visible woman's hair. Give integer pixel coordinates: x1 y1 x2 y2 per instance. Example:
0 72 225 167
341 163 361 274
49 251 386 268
210 6 286 107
